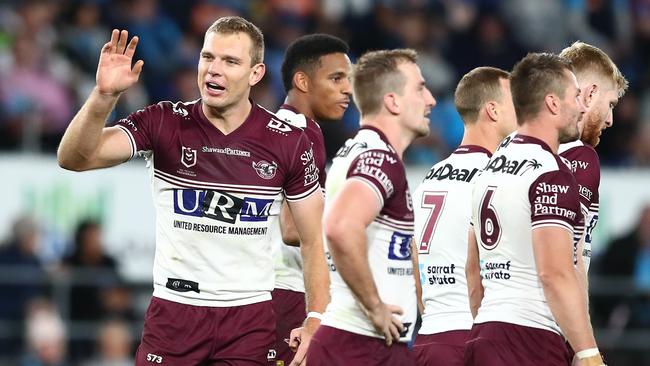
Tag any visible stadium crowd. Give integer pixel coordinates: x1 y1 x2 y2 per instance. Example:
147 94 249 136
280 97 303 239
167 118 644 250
0 1 649 366
1 0 650 165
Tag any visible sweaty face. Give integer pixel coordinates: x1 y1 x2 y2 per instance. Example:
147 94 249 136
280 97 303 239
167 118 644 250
197 32 261 113
398 62 437 138
558 71 585 144
581 85 618 147
496 78 518 139
308 53 353 121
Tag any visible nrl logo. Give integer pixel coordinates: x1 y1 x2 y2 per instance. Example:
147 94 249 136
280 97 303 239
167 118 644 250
181 146 197 168
252 160 278 180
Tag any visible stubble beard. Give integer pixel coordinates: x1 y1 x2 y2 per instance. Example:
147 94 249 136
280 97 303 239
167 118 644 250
580 109 603 147
559 115 581 144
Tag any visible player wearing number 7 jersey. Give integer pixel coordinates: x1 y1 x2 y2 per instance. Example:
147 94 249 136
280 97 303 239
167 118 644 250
465 53 606 366
411 67 516 366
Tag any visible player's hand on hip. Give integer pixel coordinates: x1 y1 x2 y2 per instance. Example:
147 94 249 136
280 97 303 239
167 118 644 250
288 317 320 366
366 302 404 346
96 29 144 96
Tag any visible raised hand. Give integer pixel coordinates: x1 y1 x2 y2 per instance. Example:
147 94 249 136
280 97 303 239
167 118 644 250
366 302 404 346
96 29 144 96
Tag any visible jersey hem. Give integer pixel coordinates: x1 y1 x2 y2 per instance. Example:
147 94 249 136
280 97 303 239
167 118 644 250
474 313 561 335
152 288 271 307
321 318 411 343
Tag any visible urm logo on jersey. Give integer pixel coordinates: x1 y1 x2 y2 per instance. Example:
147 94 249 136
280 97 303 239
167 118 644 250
388 232 412 260
173 189 273 223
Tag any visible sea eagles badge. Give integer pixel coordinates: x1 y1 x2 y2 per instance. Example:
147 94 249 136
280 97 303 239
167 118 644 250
252 160 278 179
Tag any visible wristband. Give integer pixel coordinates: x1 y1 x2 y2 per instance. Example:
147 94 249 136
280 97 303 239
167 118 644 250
576 348 600 359
306 311 323 321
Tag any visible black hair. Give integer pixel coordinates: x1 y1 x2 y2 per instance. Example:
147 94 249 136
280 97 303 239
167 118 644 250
281 34 349 93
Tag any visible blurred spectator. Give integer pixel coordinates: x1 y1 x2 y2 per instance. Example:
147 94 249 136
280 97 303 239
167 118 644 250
0 0 647 166
0 0 77 151
0 31 73 151
21 298 68 366
113 0 183 102
0 216 48 359
81 319 134 366
59 1 109 75
594 205 650 329
61 220 131 362
500 0 566 51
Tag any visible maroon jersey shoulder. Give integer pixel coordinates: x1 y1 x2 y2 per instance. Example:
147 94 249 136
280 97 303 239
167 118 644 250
528 167 582 229
276 104 327 188
346 147 412 220
304 118 327 187
559 144 600 207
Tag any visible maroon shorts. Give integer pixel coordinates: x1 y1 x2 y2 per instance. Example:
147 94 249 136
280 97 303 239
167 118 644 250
464 322 572 366
270 288 306 365
306 325 415 366
135 296 275 366
412 330 469 366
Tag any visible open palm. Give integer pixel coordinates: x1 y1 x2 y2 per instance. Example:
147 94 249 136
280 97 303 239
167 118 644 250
96 29 144 96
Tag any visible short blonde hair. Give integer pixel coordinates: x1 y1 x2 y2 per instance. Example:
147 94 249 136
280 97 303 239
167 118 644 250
206 16 264 65
559 41 628 97
352 49 418 116
454 67 510 124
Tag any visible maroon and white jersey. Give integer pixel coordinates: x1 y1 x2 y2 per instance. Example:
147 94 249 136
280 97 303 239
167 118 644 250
559 140 600 272
322 126 417 342
413 145 491 335
115 100 320 307
270 104 327 292
471 134 582 335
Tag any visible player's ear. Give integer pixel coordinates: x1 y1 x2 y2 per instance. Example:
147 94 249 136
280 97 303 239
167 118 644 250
249 63 266 86
544 94 560 115
383 93 400 115
583 83 598 109
293 71 309 93
485 101 499 122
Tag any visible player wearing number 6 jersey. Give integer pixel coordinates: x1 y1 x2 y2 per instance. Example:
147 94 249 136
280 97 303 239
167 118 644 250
465 53 606 366
306 49 436 366
411 67 516 366
557 42 628 282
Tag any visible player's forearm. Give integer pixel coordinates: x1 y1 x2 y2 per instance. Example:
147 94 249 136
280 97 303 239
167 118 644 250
280 201 300 246
466 230 483 318
575 239 590 306
58 87 119 170
412 241 424 314
539 269 597 352
466 265 483 319
300 236 330 313
328 226 381 311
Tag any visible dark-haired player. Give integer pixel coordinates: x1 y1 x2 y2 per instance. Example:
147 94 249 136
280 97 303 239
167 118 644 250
465 53 604 366
270 33 352 366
